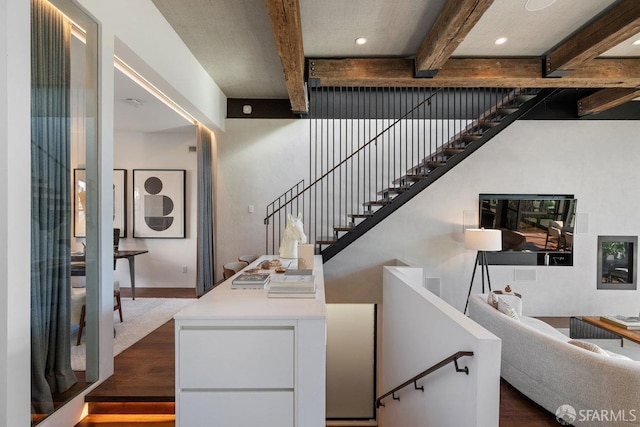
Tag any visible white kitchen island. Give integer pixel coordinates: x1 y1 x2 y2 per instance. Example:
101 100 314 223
174 255 326 427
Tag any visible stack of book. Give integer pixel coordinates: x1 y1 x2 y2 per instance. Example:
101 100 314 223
268 274 316 298
600 315 640 330
231 273 271 289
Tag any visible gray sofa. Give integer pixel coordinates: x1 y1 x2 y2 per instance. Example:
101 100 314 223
469 294 640 426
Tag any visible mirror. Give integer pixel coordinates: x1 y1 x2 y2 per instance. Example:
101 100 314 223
597 235 637 290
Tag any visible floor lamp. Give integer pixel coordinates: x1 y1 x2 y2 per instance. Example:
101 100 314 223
464 228 502 314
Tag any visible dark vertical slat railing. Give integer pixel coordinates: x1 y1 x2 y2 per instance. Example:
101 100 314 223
264 87 537 255
264 179 305 255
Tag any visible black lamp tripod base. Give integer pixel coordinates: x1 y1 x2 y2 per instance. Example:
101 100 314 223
464 251 493 315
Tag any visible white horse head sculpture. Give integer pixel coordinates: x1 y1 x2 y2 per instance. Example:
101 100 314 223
279 213 307 259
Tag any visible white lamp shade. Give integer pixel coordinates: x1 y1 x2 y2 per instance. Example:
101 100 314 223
465 228 502 251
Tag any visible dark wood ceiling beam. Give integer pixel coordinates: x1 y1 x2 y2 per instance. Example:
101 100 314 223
544 0 640 77
309 58 640 88
578 88 640 116
265 0 308 113
415 0 494 77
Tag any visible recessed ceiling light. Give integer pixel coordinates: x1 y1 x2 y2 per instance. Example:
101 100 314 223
494 37 508 45
355 37 367 45
122 98 144 108
633 39 640 46
525 0 557 12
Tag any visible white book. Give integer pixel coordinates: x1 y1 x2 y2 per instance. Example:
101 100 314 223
231 273 270 289
268 274 316 294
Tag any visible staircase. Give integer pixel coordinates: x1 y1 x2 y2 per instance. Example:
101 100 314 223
265 87 554 262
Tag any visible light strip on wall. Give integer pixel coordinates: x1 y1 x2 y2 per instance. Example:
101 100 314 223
70 22 86 43
55 0 206 132
113 55 198 126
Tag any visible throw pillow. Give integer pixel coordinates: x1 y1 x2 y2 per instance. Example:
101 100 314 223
497 297 520 321
487 291 499 308
568 340 609 357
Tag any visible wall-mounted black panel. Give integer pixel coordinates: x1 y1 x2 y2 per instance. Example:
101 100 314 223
227 98 302 119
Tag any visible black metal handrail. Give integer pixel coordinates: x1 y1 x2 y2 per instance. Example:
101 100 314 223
263 87 535 257
375 351 473 408
263 89 443 223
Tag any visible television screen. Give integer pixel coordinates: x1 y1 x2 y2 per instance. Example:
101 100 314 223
479 194 576 266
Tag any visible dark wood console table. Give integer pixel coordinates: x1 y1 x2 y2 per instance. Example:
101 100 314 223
71 249 149 300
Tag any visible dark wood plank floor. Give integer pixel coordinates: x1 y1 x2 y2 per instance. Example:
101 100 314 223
500 380 558 426
86 320 176 403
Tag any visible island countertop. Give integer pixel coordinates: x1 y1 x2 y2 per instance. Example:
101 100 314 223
174 255 326 321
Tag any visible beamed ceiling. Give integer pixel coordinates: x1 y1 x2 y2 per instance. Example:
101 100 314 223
152 0 640 115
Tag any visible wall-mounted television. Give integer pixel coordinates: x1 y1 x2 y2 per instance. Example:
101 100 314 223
479 194 577 266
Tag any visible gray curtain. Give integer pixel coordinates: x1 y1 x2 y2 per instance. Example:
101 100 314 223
31 0 76 414
196 125 215 296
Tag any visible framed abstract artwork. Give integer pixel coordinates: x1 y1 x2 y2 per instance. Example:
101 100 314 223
133 169 186 238
597 235 637 290
74 169 127 238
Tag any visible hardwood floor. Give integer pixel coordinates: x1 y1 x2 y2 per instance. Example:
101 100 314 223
77 315 560 426
500 380 558 426
85 320 176 403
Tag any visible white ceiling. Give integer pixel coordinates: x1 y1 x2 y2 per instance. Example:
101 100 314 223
453 0 618 56
113 67 194 134
151 0 640 100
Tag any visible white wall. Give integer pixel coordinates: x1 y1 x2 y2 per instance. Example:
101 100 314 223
113 129 198 288
218 118 640 315
379 266 501 427
0 0 32 425
216 119 310 281
326 120 640 315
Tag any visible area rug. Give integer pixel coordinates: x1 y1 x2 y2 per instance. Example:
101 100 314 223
71 297 194 371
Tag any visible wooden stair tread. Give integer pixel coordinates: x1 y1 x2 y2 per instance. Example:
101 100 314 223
349 213 374 218
497 107 519 115
316 236 337 244
477 120 500 129
425 161 447 169
75 414 175 427
363 200 390 207
461 134 483 141
377 186 409 196
443 147 464 156
394 173 427 184
515 93 536 102
333 225 354 232
88 402 174 415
